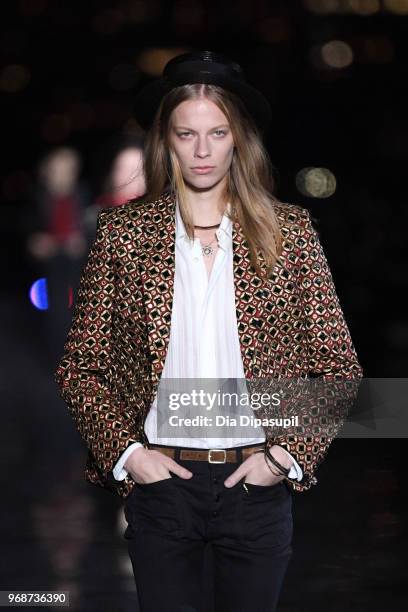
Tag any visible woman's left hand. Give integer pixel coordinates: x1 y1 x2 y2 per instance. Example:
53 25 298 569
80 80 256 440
223 445 292 488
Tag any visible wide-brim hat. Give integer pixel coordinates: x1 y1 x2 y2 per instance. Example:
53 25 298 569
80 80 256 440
133 50 272 133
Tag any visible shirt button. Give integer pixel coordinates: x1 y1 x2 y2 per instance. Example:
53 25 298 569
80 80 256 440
215 494 220 502
212 510 218 518
213 477 218 484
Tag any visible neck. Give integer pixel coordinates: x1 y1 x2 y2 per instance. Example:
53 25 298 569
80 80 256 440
183 180 228 225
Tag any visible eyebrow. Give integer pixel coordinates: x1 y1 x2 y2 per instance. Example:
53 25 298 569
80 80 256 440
173 124 230 131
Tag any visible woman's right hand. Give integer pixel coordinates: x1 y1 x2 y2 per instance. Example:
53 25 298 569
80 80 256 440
124 448 194 485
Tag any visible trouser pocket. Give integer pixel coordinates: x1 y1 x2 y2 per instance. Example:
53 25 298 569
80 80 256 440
124 477 184 537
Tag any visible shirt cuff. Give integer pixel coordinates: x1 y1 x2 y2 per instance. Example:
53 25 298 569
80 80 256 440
112 442 144 481
276 447 304 481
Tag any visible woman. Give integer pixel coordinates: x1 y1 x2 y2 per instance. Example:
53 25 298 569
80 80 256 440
55 51 363 612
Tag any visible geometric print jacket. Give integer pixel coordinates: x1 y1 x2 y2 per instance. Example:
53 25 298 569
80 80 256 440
55 190 363 500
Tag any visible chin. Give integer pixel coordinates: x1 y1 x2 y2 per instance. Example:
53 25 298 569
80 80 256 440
186 174 224 191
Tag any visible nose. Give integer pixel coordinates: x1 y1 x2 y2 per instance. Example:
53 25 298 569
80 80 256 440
194 135 211 158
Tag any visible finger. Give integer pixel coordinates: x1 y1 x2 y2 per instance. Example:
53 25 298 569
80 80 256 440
160 455 193 479
224 465 247 488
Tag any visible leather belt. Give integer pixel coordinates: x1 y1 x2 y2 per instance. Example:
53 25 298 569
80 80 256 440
148 444 265 464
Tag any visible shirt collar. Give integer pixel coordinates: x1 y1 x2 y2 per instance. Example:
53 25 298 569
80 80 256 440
175 198 233 246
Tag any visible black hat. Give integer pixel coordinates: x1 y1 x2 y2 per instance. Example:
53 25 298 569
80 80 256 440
133 50 272 133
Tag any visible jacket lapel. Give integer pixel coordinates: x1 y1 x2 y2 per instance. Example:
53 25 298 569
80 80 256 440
139 192 268 389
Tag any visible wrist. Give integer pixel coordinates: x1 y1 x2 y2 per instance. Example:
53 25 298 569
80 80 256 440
124 446 145 471
267 444 293 470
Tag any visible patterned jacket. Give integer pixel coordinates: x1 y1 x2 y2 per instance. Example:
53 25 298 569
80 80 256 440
55 191 363 499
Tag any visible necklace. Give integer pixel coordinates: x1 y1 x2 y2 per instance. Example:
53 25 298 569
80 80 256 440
194 219 221 256
201 238 217 257
194 222 221 229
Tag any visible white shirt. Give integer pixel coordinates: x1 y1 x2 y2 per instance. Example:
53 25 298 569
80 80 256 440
113 199 302 481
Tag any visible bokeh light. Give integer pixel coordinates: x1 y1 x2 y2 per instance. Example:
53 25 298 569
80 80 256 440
296 167 337 198
29 278 48 311
321 40 354 69
303 0 342 14
0 64 31 93
352 35 395 64
348 0 380 14
384 0 408 14
137 47 189 77
304 0 384 13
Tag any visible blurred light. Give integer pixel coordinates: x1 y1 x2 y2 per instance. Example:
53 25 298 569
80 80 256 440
20 0 48 16
0 64 31 93
303 0 342 14
42 114 71 143
384 0 408 14
109 64 141 91
29 278 48 310
39 147 81 196
304 0 381 13
68 286 73 308
352 35 395 63
137 47 189 77
321 40 354 69
92 9 124 35
296 167 337 198
348 0 380 14
256 17 291 44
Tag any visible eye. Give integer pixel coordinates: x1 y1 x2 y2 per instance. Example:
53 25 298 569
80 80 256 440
177 131 191 138
214 129 227 137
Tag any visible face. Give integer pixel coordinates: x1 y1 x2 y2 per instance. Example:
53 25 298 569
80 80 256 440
41 148 80 195
111 147 146 197
168 98 235 191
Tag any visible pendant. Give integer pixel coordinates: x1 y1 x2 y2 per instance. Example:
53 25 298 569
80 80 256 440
202 245 214 256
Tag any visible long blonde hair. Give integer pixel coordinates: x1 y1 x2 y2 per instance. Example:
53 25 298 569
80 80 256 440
142 83 283 278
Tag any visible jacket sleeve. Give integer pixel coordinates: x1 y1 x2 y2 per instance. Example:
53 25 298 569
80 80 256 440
54 209 143 481
267 208 363 491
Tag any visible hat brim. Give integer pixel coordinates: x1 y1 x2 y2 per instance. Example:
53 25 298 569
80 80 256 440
132 75 272 133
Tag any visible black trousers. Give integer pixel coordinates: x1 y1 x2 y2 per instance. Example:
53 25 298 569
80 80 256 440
123 442 293 612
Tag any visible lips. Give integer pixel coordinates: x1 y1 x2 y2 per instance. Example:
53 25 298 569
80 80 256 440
191 166 215 174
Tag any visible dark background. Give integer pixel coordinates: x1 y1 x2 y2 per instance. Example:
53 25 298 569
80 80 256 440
1 1 406 610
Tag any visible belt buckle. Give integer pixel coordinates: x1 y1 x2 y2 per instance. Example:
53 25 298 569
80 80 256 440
208 449 227 464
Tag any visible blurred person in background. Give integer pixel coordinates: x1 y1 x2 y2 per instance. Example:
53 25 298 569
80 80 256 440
55 52 363 612
26 146 89 369
83 134 146 247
